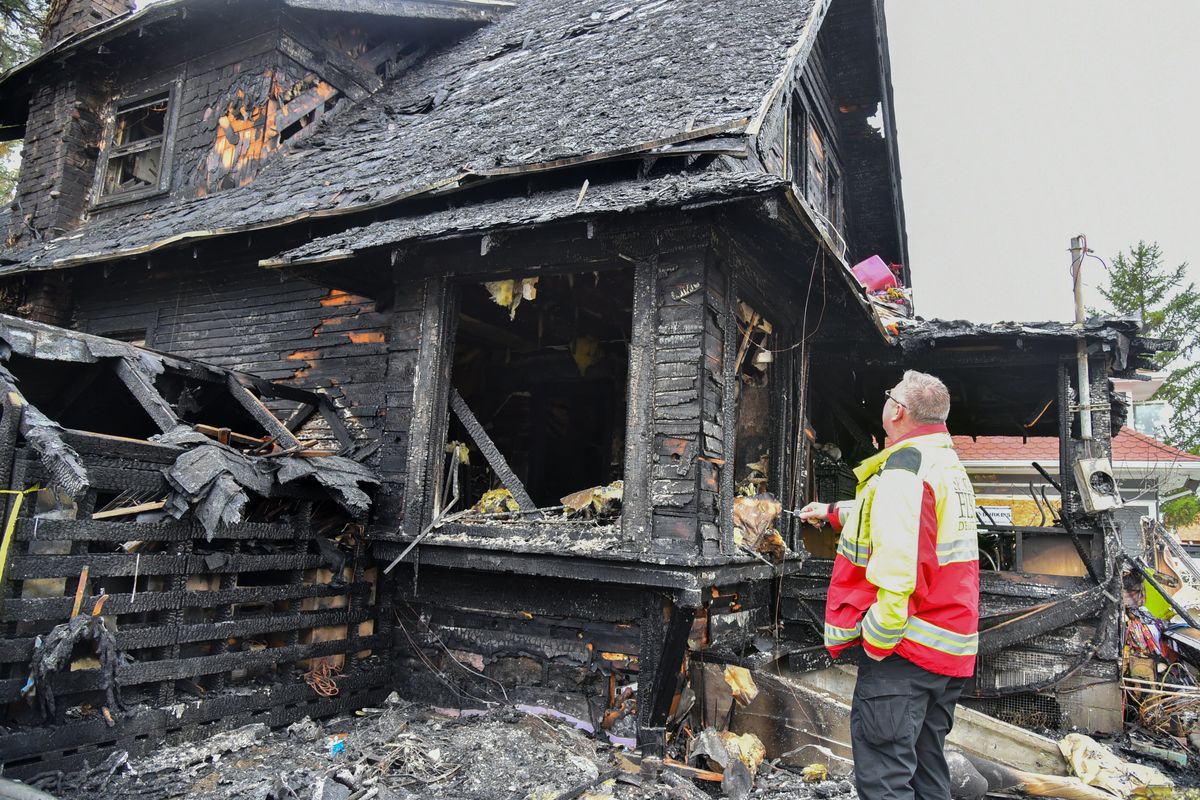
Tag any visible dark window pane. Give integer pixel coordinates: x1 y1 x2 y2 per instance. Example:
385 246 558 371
102 147 162 195
114 98 168 146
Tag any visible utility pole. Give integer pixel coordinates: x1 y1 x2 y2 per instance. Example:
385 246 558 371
1070 235 1092 441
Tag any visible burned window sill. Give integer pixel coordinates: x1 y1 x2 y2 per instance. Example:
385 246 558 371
396 520 627 557
377 522 804 569
89 185 169 213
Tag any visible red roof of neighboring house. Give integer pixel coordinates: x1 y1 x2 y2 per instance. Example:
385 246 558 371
953 426 1200 463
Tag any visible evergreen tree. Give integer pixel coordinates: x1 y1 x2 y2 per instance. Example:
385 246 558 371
1096 241 1200 525
1097 241 1200 447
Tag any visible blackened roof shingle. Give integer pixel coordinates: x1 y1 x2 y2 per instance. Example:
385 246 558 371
2 0 821 272
266 171 790 266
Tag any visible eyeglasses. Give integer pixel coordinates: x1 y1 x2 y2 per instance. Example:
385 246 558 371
884 389 907 409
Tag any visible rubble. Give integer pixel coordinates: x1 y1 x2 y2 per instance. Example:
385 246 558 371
23 697 858 800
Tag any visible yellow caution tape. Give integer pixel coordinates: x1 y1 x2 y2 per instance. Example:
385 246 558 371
0 486 41 592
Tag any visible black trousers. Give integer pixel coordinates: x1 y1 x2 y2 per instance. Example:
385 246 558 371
850 652 965 800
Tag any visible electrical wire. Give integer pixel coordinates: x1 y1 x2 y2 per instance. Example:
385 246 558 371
733 248 828 356
303 660 343 697
402 601 510 702
1068 233 1110 284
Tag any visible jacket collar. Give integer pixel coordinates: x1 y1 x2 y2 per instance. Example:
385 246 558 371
854 423 952 485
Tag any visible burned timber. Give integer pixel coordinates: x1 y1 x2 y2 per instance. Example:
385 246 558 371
0 0 1184 788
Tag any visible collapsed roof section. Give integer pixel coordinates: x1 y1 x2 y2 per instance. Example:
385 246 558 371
0 0 851 272
811 317 1164 445
0 314 378 536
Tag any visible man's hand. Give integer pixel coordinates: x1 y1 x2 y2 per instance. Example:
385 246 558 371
865 649 887 661
796 501 830 527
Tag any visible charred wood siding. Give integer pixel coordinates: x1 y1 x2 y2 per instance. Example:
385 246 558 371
43 0 131 49
820 0 904 265
650 245 727 555
10 10 390 244
173 40 307 196
71 256 389 445
10 16 283 243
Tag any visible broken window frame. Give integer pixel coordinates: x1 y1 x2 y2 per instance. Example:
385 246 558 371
92 82 182 209
788 88 845 240
403 264 647 542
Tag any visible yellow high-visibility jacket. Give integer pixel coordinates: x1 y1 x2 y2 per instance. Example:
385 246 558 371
823 424 979 677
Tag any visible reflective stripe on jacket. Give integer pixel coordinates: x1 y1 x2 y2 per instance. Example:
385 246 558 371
823 424 980 678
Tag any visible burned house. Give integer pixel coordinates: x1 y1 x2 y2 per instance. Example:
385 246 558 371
0 0 1165 781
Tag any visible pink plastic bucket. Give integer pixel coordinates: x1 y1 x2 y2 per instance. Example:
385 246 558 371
851 255 897 292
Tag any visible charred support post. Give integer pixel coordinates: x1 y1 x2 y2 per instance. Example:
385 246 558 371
0 393 25 607
624 259 657 551
636 593 697 756
404 276 457 535
718 258 738 556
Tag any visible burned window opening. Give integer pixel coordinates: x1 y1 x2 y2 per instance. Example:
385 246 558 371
279 109 317 144
445 270 634 518
730 300 789 561
789 90 844 239
279 98 337 145
5 355 161 439
97 92 173 202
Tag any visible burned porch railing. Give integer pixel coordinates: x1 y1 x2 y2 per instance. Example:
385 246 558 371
0 317 390 779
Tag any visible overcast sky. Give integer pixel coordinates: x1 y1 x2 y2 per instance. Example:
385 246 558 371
884 1 1199 323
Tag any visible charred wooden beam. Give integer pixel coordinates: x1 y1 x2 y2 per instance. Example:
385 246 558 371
0 607 370 663
113 357 179 433
226 374 301 449
449 387 538 514
637 595 697 755
978 588 1104 655
1 580 371 623
317 402 356 452
282 401 319 433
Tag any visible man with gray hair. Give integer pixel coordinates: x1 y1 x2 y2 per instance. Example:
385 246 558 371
799 370 978 800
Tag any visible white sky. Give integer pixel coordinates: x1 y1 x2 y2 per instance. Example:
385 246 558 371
885 1 1200 323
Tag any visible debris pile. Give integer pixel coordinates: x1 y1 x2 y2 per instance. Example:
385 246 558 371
1121 519 1200 764
23 695 857 800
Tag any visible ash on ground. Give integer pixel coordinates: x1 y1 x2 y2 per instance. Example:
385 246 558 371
25 695 856 800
